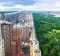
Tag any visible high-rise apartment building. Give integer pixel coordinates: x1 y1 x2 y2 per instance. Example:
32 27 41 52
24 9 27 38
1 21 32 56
0 12 5 56
22 24 30 42
12 24 23 56
30 31 41 56
1 20 13 56
0 24 5 56
11 41 17 56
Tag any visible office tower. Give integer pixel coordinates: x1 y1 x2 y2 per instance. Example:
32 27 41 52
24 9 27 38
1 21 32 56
1 21 13 56
0 24 5 56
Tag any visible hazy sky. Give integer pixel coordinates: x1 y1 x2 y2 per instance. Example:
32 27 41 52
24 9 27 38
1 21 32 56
0 0 60 11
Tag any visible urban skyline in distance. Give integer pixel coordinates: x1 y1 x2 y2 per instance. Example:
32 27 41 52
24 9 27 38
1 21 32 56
0 1 60 55
0 0 60 56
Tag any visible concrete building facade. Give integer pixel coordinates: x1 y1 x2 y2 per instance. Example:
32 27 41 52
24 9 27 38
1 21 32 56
30 30 41 56
1 22 13 56
0 12 5 56
22 24 30 42
0 24 5 56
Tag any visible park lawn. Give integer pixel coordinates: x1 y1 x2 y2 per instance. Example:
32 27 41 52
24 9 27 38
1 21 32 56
55 30 60 33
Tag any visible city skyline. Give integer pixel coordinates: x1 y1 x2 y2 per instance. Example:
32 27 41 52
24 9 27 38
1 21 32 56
0 0 60 11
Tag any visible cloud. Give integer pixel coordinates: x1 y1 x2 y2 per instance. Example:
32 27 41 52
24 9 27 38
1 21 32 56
0 0 60 11
0 5 18 11
1 0 35 5
14 1 60 11
0 2 6 5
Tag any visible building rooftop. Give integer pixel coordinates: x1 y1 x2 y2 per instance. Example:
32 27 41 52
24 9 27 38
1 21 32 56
0 20 11 24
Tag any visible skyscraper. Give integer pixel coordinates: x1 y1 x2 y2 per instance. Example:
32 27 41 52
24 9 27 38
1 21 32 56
0 24 5 56
0 12 5 56
1 21 13 56
22 24 30 42
12 24 23 56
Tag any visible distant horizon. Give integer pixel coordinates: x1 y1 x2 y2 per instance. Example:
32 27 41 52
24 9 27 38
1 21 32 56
0 0 60 11
1 11 60 12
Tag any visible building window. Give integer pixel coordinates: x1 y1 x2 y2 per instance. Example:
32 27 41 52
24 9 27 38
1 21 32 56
2 46 4 48
2 42 3 44
34 50 40 53
0 39 1 41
